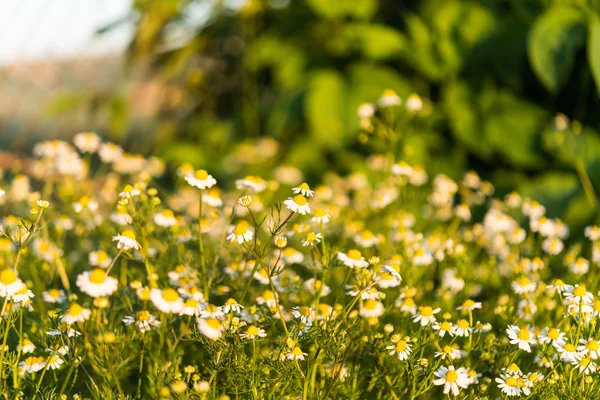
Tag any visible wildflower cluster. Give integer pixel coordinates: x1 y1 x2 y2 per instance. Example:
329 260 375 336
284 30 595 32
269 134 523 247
0 107 599 399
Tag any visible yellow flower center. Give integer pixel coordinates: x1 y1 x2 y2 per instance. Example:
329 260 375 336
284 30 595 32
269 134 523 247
573 285 587 297
293 195 307 206
364 299 379 310
162 288 179 302
121 230 136 240
587 341 599 351
306 232 317 242
547 328 559 340
299 306 311 316
39 241 50 253
395 340 407 352
445 370 458 382
138 310 150 321
49 289 60 298
68 303 83 316
291 346 303 356
0 269 17 285
234 221 249 235
246 325 259 336
195 170 209 180
564 343 576 352
505 377 518 387
457 319 469 329
463 299 475 308
185 299 199 308
298 183 310 191
529 373 539 382
314 209 326 217
206 318 221 329
517 328 530 340
382 89 397 97
123 184 134 192
440 321 452 330
420 306 434 317
225 298 238 306
79 196 91 207
89 269 106 284
518 276 530 286
347 250 362 260
162 210 174 218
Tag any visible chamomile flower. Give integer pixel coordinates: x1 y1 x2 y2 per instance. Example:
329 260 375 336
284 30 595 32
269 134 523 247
304 279 331 296
239 325 267 340
123 310 161 333
227 220 254 244
456 299 481 311
432 365 470 396
379 265 402 286
197 318 223 340
413 306 440 327
235 176 267 193
19 339 35 354
433 321 454 337
495 374 522 397
89 250 112 268
46 355 64 370
564 284 594 305
281 247 304 264
118 184 141 198
538 327 566 347
311 208 330 224
222 298 243 314
337 250 369 269
293 183 314 197
11 285 34 303
506 325 536 352
20 357 46 374
0 269 25 297
150 288 185 314
556 342 581 362
200 304 224 319
354 230 379 248
72 196 99 213
42 289 66 304
302 231 322 247
378 89 401 107
572 357 597 374
185 170 217 190
292 306 315 323
585 225 600 241
284 195 311 215
61 303 91 324
154 209 177 227
286 346 307 361
202 188 223 207
511 276 536 294
76 269 118 298
112 230 141 250
180 298 203 316
452 320 472 337
578 338 600 359
386 337 413 360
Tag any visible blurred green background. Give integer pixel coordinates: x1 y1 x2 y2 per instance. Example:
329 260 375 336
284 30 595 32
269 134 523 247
3 0 600 230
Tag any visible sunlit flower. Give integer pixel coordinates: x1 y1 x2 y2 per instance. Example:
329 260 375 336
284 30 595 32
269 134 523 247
378 89 401 107
123 310 161 333
0 269 25 298
302 231 322 247
20 356 46 374
73 196 99 213
197 318 223 340
76 269 118 298
286 346 307 361
386 337 413 361
337 250 369 269
293 183 314 197
119 184 141 199
239 325 267 340
185 170 217 190
432 365 469 396
284 195 311 215
61 303 91 324
235 176 267 193
154 209 177 227
89 250 112 269
112 230 141 250
413 306 440 327
42 289 66 304
506 325 536 352
151 288 185 314
227 220 254 244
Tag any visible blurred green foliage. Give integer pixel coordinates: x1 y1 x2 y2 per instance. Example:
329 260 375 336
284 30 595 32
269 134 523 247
120 0 600 229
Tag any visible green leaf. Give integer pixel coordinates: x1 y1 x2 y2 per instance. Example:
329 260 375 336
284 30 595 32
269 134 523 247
306 0 377 20
528 6 586 92
305 70 347 148
346 24 406 60
588 23 600 94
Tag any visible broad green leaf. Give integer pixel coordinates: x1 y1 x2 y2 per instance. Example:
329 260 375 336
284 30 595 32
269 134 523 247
528 6 586 92
305 70 347 148
588 23 600 94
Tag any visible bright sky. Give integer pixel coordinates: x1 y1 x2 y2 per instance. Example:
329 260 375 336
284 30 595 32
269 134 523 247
0 0 134 65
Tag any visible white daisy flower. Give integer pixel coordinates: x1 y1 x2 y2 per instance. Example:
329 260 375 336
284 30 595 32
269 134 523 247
302 232 322 247
150 288 185 314
386 338 412 361
112 230 141 250
19 357 46 374
578 338 600 359
118 184 141 199
0 269 25 298
42 289 67 304
73 132 101 153
197 318 223 340
19 339 35 354
89 251 112 268
45 355 64 370
452 320 472 337
412 306 440 327
76 269 118 298
185 170 217 190
235 176 267 193
495 374 522 397
284 195 311 215
506 325 536 352
72 196 99 213
538 327 566 347
456 299 481 311
154 209 177 227
180 298 204 317
433 321 454 337
226 220 254 244
202 188 223 207
432 365 469 396
286 346 307 361
239 325 267 340
61 303 91 324
293 183 314 197
556 342 582 362
337 250 369 269
123 310 161 333
200 304 224 319
378 89 401 107
222 298 243 314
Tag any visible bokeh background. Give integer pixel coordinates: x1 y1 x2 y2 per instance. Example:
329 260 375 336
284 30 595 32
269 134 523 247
2 0 600 232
